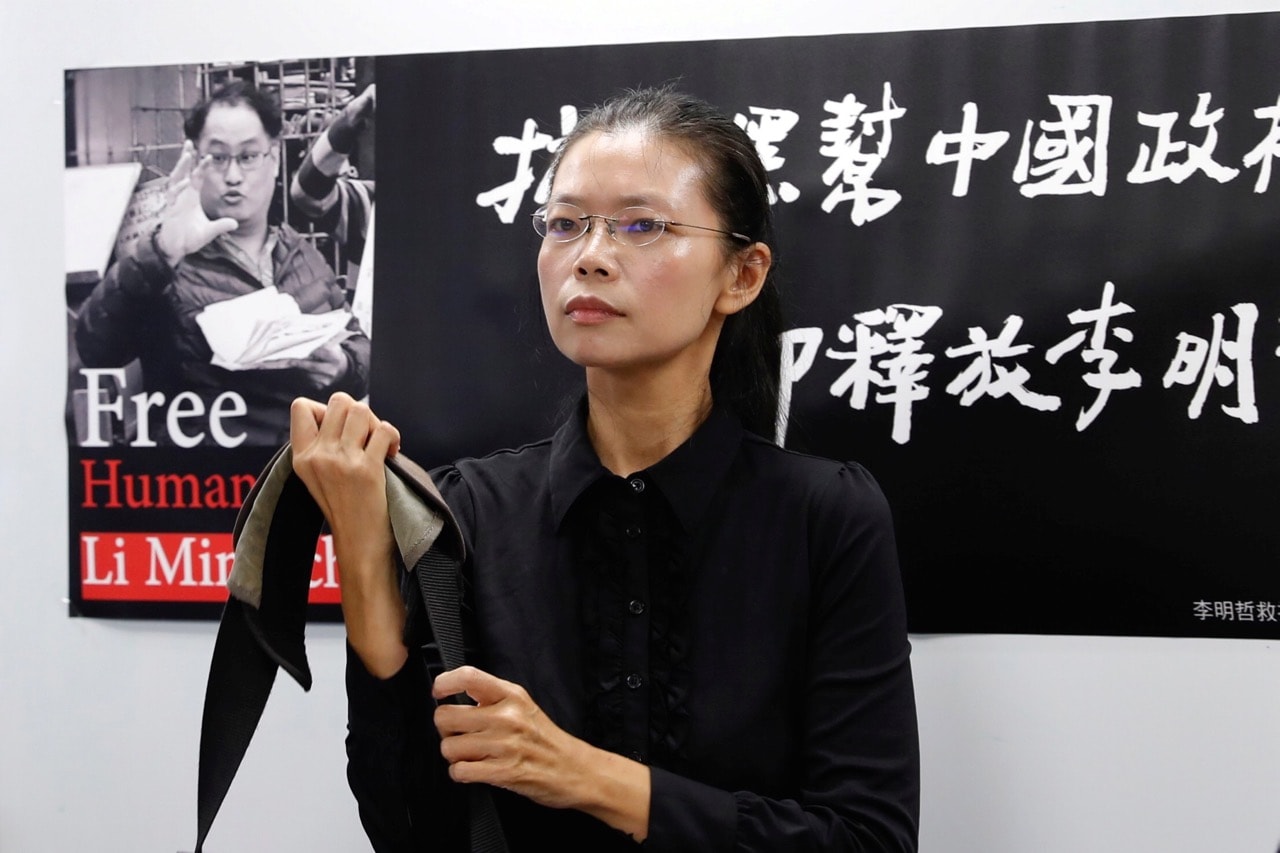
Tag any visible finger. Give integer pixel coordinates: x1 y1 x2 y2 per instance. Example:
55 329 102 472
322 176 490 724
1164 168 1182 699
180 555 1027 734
364 418 399 461
446 759 490 786
293 396 327 426
168 140 196 187
189 154 217 193
432 665 509 706
316 392 354 441
289 397 325 451
163 175 192 209
339 398 380 449
433 703 483 737
437 730 500 769
381 420 401 458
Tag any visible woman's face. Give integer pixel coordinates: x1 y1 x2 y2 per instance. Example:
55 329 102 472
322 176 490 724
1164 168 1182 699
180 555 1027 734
538 128 744 380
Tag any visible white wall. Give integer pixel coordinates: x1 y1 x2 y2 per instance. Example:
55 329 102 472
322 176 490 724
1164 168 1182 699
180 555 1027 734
3 2 1278 851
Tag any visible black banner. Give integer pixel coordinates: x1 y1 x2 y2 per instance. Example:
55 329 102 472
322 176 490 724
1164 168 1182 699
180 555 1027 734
372 12 1280 638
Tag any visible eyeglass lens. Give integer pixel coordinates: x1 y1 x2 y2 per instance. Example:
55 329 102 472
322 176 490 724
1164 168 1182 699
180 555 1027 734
534 204 666 246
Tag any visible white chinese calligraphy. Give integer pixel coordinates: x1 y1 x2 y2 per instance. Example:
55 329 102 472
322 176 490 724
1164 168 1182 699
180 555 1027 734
476 106 578 223
944 315 1062 411
819 83 906 225
735 106 801 204
1242 95 1280 192
926 102 1011 197
1044 281 1142 431
1014 94 1113 197
1127 92 1240 185
1162 303 1259 423
826 304 942 444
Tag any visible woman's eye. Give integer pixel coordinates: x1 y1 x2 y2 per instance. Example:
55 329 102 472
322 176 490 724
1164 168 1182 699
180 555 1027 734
627 218 659 234
548 218 580 235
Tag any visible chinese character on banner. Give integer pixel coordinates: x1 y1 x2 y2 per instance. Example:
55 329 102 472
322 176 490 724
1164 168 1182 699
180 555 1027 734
826 304 942 445
531 106 580 205
735 106 801 204
1161 303 1259 424
777 326 824 446
1242 94 1280 192
1014 94 1113 197
1127 92 1240 185
476 106 579 223
944 315 1062 411
819 83 907 225
926 102 1011 196
1045 281 1142 431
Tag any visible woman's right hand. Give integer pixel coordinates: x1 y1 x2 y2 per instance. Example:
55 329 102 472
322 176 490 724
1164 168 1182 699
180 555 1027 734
290 392 410 677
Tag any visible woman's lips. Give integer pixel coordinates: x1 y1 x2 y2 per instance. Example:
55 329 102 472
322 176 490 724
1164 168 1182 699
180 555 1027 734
565 295 623 324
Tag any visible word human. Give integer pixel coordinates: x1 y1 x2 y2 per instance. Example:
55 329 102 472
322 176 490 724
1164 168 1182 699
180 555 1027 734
79 367 248 448
79 458 255 510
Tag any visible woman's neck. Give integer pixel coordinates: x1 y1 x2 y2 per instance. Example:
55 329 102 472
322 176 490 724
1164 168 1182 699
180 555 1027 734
584 371 713 477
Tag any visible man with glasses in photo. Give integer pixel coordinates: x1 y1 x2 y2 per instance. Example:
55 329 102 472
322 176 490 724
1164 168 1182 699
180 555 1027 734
75 80 371 448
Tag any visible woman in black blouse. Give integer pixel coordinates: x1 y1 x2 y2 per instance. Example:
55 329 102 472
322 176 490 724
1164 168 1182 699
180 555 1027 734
290 85 920 852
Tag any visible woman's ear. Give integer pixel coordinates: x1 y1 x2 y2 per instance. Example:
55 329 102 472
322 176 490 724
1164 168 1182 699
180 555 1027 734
716 242 772 316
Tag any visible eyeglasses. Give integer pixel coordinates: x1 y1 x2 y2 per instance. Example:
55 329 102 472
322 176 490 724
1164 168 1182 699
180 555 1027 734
532 203 750 247
204 150 274 173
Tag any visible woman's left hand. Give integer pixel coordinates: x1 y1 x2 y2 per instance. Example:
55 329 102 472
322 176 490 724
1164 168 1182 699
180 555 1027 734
432 665 588 810
432 667 652 840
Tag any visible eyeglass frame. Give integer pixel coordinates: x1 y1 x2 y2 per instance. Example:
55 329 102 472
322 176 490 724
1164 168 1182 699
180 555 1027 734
531 203 752 247
201 148 276 174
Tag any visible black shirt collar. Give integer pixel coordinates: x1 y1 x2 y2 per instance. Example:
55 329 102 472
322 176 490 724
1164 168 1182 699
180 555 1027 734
547 396 745 532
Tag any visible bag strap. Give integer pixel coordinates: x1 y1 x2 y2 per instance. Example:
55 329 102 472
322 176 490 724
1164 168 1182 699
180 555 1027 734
194 467 321 853
414 547 509 853
192 447 508 853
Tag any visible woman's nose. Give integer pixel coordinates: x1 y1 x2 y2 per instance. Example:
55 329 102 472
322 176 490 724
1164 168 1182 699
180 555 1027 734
573 221 617 279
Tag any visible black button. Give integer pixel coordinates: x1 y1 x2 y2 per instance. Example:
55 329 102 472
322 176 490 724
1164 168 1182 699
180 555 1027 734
629 477 646 494
628 751 646 764
625 672 644 689
625 525 641 538
628 598 646 615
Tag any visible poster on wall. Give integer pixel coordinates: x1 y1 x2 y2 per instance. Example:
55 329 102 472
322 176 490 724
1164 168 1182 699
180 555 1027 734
64 12 1280 637
64 57 375 620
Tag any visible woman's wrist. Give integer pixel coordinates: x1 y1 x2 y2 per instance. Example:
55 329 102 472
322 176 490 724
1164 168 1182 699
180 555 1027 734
337 549 408 679
571 742 651 843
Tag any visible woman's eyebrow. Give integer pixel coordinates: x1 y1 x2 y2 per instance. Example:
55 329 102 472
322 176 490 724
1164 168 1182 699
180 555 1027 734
548 192 665 209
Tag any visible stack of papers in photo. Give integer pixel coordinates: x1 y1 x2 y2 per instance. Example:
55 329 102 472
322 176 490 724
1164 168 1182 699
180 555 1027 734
195 286 355 371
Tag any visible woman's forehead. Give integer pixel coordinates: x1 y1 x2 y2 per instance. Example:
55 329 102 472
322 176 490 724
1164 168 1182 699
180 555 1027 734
552 128 707 207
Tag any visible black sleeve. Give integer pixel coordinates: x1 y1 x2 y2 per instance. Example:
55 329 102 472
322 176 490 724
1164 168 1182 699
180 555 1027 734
344 465 477 852
344 639 469 852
